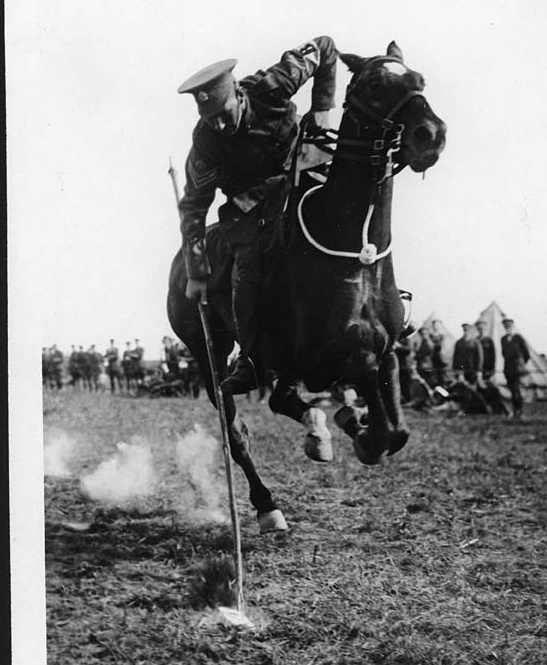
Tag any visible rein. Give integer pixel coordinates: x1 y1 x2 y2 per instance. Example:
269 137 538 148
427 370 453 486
296 73 425 265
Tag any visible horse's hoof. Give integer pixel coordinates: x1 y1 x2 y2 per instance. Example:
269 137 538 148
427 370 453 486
387 429 410 456
258 509 288 534
302 408 333 462
304 434 333 462
352 430 385 465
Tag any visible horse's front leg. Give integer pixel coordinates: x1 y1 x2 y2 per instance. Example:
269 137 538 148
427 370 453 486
269 376 333 463
334 366 392 465
377 351 410 456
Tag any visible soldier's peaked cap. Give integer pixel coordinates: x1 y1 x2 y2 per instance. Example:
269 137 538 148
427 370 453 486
178 59 238 111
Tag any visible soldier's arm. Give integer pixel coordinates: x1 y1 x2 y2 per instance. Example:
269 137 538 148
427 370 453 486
178 137 219 280
252 36 337 111
519 335 530 363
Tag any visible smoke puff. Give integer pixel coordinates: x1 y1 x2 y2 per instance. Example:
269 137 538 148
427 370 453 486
80 441 156 505
175 424 228 524
44 430 74 478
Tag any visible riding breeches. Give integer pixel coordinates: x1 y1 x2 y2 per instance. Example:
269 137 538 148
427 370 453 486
217 190 286 361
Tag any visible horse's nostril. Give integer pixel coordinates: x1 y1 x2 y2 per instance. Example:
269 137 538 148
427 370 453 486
414 124 435 146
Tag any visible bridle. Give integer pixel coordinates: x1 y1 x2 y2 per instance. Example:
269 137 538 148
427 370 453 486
296 57 427 264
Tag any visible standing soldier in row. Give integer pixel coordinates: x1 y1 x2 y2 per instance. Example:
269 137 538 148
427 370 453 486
132 339 145 385
105 339 123 393
415 327 435 387
430 319 449 388
176 35 337 394
42 347 51 388
476 320 496 382
87 345 103 391
49 344 65 390
122 342 134 392
68 345 81 388
501 317 530 419
452 323 484 385
475 319 509 415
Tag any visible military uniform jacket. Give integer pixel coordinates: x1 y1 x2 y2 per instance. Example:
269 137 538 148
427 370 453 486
501 333 530 376
179 36 337 279
478 336 496 377
105 348 120 366
453 337 484 374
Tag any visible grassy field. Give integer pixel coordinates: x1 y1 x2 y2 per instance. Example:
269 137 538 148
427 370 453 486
44 390 547 665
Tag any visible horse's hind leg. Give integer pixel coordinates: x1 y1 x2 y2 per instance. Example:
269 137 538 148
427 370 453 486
269 377 333 463
377 352 410 456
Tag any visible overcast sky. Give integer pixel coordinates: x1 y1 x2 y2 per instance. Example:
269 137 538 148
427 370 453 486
7 0 547 362
7 2 547 661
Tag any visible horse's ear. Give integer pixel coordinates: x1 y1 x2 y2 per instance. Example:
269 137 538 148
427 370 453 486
338 52 367 73
387 41 404 62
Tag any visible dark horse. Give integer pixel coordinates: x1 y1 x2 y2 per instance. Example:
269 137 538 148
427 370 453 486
168 43 446 533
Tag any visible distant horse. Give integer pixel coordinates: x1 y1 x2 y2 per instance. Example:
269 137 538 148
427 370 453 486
168 42 446 532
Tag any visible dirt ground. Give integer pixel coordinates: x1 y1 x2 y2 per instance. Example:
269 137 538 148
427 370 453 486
43 390 547 664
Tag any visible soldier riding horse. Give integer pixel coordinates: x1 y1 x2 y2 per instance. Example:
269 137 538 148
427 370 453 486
168 42 446 532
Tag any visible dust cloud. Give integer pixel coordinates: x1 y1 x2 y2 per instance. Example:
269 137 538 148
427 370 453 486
174 424 228 524
80 440 156 506
44 430 74 478
46 423 228 523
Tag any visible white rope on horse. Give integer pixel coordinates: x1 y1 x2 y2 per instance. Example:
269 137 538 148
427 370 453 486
296 184 392 265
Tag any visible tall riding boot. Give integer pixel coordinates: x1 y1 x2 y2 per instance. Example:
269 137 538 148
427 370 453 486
221 278 264 395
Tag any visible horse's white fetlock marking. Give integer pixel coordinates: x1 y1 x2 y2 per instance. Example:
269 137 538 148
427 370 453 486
302 407 329 436
302 408 333 462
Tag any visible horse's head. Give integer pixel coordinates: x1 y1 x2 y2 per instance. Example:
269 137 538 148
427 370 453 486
338 42 446 173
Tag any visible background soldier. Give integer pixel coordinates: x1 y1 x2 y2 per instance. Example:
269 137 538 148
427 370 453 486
68 345 81 389
88 345 103 391
415 327 435 387
501 317 530 419
177 35 337 394
453 323 484 386
476 319 496 381
132 339 145 385
105 339 122 393
42 347 51 388
49 344 64 390
430 319 449 388
476 319 509 415
77 345 91 390
122 342 133 392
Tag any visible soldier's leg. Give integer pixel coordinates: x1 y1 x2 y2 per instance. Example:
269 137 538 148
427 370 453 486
217 205 265 395
222 242 263 394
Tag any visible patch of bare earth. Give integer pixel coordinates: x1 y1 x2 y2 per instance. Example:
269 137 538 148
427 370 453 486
44 391 547 664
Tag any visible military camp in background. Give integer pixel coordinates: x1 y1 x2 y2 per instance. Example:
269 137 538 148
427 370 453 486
474 301 547 400
409 301 547 405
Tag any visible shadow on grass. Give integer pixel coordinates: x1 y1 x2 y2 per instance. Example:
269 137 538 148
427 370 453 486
45 506 246 577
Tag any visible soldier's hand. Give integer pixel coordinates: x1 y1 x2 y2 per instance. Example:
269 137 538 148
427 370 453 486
186 277 208 304
301 110 330 136
310 110 330 130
